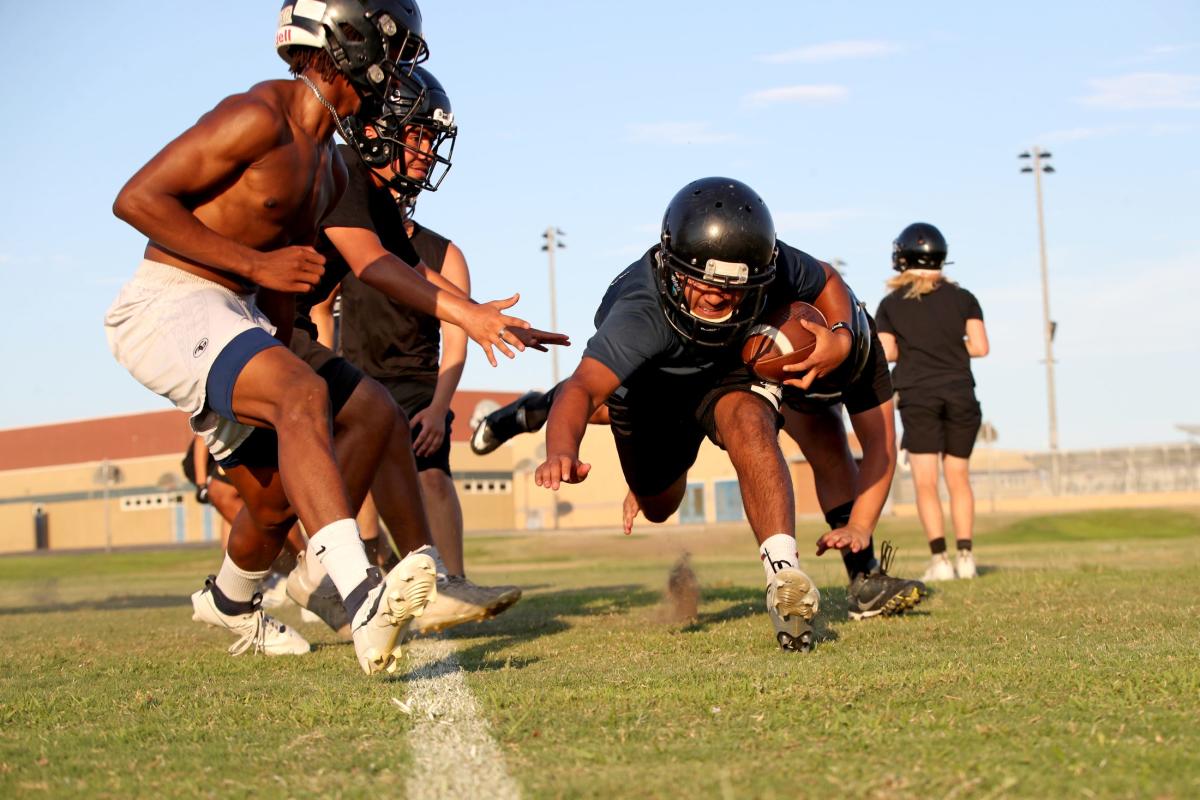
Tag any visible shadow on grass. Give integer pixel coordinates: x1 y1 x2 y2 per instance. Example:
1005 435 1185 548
401 584 661 675
0 593 187 616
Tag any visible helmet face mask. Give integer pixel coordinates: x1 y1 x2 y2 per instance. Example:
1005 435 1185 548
277 0 429 105
348 66 457 196
654 177 778 347
892 222 948 272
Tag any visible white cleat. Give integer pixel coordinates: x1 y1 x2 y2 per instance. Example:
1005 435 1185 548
955 549 977 579
191 579 310 656
286 551 351 639
413 576 522 635
766 567 820 652
353 552 438 675
258 571 292 610
922 553 957 582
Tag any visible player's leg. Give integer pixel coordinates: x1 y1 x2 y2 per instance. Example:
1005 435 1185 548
708 383 819 651
414 461 523 634
364 406 435 558
231 347 435 673
356 492 391 568
898 393 955 581
942 388 982 578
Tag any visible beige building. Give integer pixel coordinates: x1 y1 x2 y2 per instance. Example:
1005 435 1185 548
0 393 841 554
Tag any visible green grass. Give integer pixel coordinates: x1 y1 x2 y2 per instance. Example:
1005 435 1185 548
2 509 1198 798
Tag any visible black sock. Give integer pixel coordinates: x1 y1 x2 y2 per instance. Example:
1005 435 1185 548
343 567 383 621
362 537 380 567
843 539 878 580
956 538 972 552
206 576 257 616
929 537 947 555
824 501 878 580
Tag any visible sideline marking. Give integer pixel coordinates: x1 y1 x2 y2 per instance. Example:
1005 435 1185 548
403 639 521 799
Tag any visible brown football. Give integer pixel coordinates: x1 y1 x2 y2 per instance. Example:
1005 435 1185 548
741 301 828 383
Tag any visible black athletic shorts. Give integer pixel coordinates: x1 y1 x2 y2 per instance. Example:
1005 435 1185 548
897 383 981 458
218 328 366 469
607 365 781 497
783 321 893 416
376 376 453 476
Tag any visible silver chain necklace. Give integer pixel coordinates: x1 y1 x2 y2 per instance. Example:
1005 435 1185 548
297 74 355 144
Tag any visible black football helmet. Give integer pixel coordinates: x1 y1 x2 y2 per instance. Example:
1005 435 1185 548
350 66 457 196
276 0 428 105
892 222 947 272
655 177 778 347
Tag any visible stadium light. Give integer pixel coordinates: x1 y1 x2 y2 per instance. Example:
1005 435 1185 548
541 227 567 387
1019 146 1061 494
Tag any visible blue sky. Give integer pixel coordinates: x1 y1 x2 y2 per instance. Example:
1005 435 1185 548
1 1 1197 451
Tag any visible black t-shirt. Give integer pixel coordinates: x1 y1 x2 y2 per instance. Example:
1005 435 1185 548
874 281 983 391
582 239 828 390
294 144 422 336
340 222 450 382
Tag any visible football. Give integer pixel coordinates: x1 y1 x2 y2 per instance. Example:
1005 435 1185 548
740 301 828 384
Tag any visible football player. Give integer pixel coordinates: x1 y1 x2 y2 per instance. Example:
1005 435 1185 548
289 67 554 636
875 223 989 582
532 177 858 651
473 209 926 625
106 0 451 673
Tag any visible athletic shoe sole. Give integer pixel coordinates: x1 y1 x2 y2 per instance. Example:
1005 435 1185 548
357 556 438 675
414 586 523 635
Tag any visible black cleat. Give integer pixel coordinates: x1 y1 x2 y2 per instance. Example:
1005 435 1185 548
470 391 546 455
847 541 925 620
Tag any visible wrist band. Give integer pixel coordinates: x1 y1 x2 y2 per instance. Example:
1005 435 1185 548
829 321 852 336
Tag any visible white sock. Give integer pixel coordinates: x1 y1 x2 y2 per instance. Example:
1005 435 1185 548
214 554 270 605
307 519 372 601
759 533 799 582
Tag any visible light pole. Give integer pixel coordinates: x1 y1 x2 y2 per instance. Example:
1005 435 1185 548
541 227 566 386
1019 147 1061 494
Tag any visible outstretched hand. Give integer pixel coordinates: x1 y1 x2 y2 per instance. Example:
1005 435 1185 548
463 293 531 367
505 326 571 352
781 320 852 390
535 453 591 490
816 523 872 556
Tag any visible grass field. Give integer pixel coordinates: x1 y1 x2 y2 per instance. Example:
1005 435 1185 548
2 508 1199 798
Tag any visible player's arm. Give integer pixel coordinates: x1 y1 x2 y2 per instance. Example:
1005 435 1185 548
412 246 470 457
113 93 324 292
310 284 340 350
877 331 899 362
965 319 989 357
411 261 569 353
782 262 854 389
535 357 621 490
816 401 898 554
323 226 531 366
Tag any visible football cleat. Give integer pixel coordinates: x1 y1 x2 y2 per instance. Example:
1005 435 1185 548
955 549 977 579
191 578 311 656
352 551 438 675
848 541 926 620
470 391 545 455
286 550 351 639
257 571 292 610
765 567 820 652
921 552 957 583
413 575 522 634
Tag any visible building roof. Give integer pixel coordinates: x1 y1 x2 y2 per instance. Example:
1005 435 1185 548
0 389 524 471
